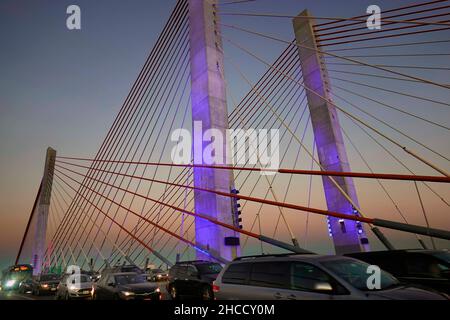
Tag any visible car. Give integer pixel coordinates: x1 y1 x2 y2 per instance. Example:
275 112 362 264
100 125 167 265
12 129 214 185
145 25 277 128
167 260 223 300
101 264 144 277
83 270 101 282
92 272 161 300
345 249 450 294
147 268 169 282
213 253 448 300
18 278 33 294
31 274 61 295
55 273 93 300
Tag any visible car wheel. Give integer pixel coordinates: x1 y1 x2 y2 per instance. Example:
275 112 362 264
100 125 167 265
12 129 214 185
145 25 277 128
170 285 178 300
64 291 70 300
92 292 98 300
201 286 213 300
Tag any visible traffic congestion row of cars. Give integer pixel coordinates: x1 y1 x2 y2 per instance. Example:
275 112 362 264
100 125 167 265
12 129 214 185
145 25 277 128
167 249 449 300
1 249 449 300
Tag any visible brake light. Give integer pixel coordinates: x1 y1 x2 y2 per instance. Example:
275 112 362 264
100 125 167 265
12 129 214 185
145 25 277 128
212 282 220 293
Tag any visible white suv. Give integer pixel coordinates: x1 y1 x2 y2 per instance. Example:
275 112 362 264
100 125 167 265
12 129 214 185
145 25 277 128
213 254 448 300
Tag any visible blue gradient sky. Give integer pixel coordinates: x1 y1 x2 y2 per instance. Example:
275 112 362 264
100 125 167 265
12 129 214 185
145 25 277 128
1 0 449 270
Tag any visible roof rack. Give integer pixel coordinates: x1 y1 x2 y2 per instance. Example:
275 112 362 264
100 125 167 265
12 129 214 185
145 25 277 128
233 252 313 261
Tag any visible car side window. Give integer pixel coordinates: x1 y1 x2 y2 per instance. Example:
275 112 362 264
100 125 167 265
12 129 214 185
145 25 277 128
406 253 446 278
248 262 290 289
222 263 251 285
290 262 335 294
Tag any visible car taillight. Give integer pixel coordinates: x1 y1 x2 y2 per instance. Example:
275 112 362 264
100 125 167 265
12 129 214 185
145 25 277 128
212 282 220 293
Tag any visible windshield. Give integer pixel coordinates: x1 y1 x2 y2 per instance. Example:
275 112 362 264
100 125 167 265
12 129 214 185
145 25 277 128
40 274 59 281
71 275 91 283
196 263 222 275
115 274 146 285
67 274 92 285
152 269 164 274
321 259 399 291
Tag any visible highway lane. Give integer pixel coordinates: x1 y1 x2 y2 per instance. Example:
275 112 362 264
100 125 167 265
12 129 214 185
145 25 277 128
0 291 54 300
0 281 170 300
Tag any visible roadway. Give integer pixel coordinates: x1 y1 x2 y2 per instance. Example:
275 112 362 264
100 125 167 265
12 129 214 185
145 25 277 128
0 281 170 300
0 291 54 300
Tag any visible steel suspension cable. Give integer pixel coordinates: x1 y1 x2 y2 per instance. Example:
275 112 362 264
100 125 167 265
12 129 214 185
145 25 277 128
314 0 449 28
343 112 450 207
54 168 307 257
54 161 450 241
219 23 450 90
48 1 190 264
223 35 450 178
329 81 450 131
58 15 190 265
331 91 450 162
110 45 306 264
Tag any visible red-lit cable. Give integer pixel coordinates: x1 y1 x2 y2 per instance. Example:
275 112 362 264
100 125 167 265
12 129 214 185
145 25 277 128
315 4 450 35
55 158 450 183
318 24 450 47
317 14 450 43
314 0 448 28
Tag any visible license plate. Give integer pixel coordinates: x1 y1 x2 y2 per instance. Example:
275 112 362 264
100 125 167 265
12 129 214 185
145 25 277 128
51 288 56 291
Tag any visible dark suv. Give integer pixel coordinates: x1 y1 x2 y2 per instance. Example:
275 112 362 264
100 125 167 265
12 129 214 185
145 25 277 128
167 260 223 300
346 249 450 294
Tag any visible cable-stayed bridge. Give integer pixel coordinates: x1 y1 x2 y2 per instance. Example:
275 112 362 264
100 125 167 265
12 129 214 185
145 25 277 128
14 0 450 275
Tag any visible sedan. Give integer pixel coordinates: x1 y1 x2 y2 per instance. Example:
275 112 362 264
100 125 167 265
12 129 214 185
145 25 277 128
31 274 60 296
56 273 93 300
92 272 161 300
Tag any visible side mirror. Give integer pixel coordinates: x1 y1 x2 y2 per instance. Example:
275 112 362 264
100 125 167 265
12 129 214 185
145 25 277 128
107 282 115 287
314 282 333 292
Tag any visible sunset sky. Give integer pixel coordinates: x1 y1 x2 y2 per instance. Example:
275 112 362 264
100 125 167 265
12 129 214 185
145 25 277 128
1 0 449 271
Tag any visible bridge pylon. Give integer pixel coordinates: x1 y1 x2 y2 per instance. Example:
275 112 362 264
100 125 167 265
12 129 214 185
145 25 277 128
188 0 240 261
31 147 57 274
293 11 370 254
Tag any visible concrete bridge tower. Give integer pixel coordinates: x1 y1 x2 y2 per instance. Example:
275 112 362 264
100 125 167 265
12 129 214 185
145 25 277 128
188 0 240 261
293 11 370 254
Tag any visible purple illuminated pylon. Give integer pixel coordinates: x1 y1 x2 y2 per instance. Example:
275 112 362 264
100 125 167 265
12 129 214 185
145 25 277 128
188 0 240 261
293 10 370 254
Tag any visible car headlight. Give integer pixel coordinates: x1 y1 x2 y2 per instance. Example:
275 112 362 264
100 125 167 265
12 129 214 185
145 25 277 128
155 287 161 293
41 284 49 288
69 285 77 291
6 280 16 287
121 291 135 296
